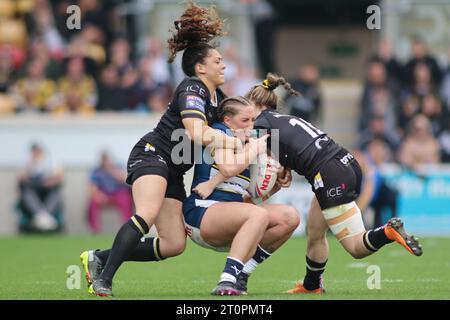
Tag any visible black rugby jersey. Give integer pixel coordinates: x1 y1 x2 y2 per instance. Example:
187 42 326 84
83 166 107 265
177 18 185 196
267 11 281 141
254 109 341 182
142 77 226 174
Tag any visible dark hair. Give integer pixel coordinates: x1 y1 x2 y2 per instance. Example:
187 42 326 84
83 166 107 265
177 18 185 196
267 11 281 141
245 73 300 110
30 142 42 152
218 96 252 121
167 1 225 77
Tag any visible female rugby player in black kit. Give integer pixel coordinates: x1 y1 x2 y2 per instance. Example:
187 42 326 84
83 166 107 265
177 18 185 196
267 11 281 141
80 3 268 297
245 73 423 294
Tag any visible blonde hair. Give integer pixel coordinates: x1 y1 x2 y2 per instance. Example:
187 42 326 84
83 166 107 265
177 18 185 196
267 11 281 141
245 73 300 110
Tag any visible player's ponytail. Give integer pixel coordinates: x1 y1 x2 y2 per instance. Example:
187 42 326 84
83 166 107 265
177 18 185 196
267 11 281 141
246 73 300 110
167 1 225 77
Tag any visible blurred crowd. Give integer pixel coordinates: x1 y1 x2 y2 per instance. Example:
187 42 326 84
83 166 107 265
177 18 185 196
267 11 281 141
281 37 450 168
0 0 175 114
357 38 450 169
0 0 263 115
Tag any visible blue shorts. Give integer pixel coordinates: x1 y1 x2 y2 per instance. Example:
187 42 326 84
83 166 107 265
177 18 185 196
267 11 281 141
183 191 243 228
182 191 243 252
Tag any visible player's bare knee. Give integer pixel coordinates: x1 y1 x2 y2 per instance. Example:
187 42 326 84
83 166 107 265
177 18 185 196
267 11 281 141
285 207 300 231
306 225 327 243
163 236 186 257
250 207 270 229
341 238 365 259
347 248 365 259
308 234 327 246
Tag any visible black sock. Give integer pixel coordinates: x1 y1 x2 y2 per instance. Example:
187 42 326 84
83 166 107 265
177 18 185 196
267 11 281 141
96 237 164 265
363 227 393 252
99 215 149 283
303 256 327 290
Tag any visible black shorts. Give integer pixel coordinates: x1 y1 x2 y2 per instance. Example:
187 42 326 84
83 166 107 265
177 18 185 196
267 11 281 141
126 139 187 202
309 149 362 210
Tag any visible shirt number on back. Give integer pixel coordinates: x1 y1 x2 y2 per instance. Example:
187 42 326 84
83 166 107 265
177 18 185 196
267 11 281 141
288 118 324 138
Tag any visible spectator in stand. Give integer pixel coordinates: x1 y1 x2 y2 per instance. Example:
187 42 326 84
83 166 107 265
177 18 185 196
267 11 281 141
356 139 398 228
10 58 56 112
232 63 261 96
87 151 133 234
96 65 127 111
53 0 119 49
397 94 420 135
421 94 447 137
438 116 450 163
403 36 442 88
17 142 64 232
145 37 172 88
53 56 97 114
398 114 440 174
358 114 401 154
410 62 437 98
286 63 322 123
110 38 133 77
399 62 437 134
440 47 450 109
147 91 168 113
359 59 398 133
131 56 170 112
372 39 403 90
78 23 107 66
121 66 141 110
31 0 65 60
65 34 102 79
27 38 63 80
0 47 15 94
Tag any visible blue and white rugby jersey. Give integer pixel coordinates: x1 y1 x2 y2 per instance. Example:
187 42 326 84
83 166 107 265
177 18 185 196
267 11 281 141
190 122 250 202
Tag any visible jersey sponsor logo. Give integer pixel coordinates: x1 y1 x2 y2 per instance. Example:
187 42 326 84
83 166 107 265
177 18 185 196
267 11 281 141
340 152 354 165
144 143 155 152
186 95 206 112
314 172 324 190
326 183 346 199
186 84 207 98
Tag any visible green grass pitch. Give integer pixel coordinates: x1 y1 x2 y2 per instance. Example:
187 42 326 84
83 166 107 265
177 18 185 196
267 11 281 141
0 235 449 299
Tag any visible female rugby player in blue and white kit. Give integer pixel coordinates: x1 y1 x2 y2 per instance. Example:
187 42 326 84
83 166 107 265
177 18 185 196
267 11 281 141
183 96 300 296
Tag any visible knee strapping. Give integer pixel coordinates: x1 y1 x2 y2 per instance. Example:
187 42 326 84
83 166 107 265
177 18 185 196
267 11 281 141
322 202 365 241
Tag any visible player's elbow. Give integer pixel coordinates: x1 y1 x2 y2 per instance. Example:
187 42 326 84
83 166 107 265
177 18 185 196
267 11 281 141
216 165 240 179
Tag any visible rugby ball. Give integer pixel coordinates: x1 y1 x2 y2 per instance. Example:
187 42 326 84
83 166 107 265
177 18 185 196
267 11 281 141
248 153 278 199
